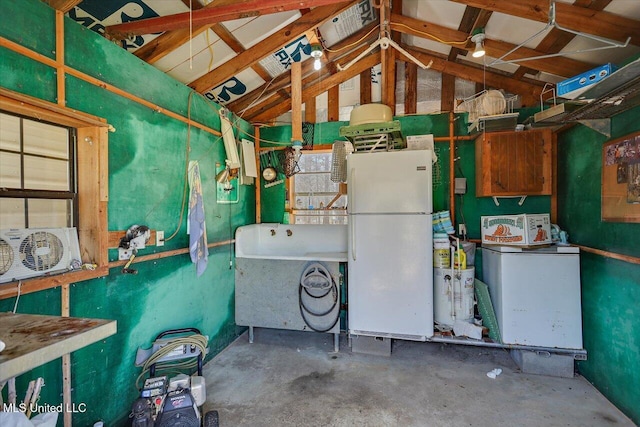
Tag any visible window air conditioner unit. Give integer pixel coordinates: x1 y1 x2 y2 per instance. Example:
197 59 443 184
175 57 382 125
0 228 81 283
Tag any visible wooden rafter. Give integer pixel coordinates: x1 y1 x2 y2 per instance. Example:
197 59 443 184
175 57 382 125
511 0 613 79
226 23 377 114
400 44 545 106
390 13 592 78
449 0 640 46
251 52 380 122
105 0 350 39
133 0 240 64
239 41 375 119
189 2 353 94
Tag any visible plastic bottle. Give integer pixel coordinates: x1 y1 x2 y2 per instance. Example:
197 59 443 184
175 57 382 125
454 247 467 269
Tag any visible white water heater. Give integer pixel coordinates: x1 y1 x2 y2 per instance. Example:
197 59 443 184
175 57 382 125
434 267 475 327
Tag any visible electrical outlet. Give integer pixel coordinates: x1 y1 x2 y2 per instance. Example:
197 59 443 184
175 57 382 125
455 177 467 195
458 224 467 235
156 230 165 246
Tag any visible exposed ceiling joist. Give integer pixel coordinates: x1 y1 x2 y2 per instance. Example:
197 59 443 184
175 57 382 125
448 6 482 61
400 45 544 106
43 0 82 13
105 0 349 39
449 0 640 46
390 13 593 77
189 2 353 94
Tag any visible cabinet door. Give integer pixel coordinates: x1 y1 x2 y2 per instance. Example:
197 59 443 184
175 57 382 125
477 129 552 196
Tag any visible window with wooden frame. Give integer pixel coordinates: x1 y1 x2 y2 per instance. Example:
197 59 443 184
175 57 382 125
290 151 347 225
0 112 77 229
0 89 109 294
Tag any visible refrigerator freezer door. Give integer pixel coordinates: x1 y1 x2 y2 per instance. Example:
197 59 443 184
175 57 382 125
348 214 433 340
347 150 432 214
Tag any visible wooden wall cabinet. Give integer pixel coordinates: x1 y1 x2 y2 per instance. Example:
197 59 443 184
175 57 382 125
475 129 553 197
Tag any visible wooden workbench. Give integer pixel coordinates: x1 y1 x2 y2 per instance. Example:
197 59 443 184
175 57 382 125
0 312 117 382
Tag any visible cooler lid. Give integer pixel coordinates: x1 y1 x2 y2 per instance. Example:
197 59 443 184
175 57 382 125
481 244 579 254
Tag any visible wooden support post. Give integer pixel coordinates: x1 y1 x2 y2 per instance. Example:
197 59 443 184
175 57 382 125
254 126 261 223
328 86 340 122
441 74 455 113
359 69 371 105
291 61 302 141
305 97 316 123
55 10 65 106
61 284 72 427
449 112 456 222
404 62 417 115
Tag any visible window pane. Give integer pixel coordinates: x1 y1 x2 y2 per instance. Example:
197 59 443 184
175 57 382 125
23 119 69 159
0 151 21 188
28 199 71 228
24 155 69 190
0 198 25 228
0 113 20 151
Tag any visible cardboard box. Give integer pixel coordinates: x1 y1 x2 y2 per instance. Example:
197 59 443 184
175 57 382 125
481 214 552 246
557 63 616 100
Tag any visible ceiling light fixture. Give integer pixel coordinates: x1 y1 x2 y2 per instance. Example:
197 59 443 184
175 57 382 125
310 44 323 71
471 32 486 58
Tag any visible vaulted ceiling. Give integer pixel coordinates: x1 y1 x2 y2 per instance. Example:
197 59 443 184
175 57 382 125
46 0 640 124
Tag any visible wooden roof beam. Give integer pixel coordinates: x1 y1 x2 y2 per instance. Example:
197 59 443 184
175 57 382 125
400 44 544 106
449 0 640 46
105 0 350 39
189 2 353 94
511 0 612 79
390 13 592 78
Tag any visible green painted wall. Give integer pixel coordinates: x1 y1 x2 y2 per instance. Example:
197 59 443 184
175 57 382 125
0 1 254 425
557 106 640 424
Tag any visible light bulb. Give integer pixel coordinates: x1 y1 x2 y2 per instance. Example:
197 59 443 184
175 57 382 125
471 33 485 58
313 57 321 71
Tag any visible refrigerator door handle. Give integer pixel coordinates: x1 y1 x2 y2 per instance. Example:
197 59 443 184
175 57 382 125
350 167 355 213
351 216 356 261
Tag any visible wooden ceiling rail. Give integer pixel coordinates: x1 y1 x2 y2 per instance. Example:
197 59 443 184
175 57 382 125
400 45 544 106
449 0 640 46
105 0 351 39
390 13 592 78
189 2 353 94
250 53 379 122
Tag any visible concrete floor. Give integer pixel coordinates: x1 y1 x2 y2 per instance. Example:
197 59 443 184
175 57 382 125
202 329 634 427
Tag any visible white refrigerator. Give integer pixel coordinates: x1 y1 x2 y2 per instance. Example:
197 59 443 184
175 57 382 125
347 150 434 341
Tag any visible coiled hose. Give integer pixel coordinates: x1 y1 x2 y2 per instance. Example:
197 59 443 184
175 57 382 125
135 334 209 390
298 263 340 333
